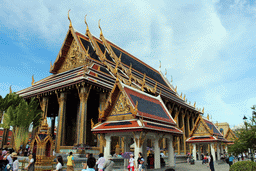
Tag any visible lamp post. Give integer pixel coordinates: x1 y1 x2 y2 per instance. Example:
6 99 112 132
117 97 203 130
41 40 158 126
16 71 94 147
243 115 248 130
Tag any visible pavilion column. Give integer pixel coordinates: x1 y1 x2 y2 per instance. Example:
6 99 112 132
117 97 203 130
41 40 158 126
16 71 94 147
123 136 131 167
56 92 67 152
154 135 161 169
225 145 228 154
210 143 216 161
197 144 201 160
104 134 111 158
143 139 148 166
192 144 197 161
181 112 186 154
187 114 191 137
98 92 107 150
77 85 91 145
134 133 144 168
174 107 181 155
217 143 220 160
167 135 175 167
220 145 224 154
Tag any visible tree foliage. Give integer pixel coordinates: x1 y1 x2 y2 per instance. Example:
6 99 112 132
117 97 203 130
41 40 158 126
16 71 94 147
228 106 256 155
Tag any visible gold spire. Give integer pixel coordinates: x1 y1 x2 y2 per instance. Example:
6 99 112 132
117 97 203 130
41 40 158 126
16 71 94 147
175 86 177 92
183 94 186 101
207 114 209 120
193 102 196 108
171 76 173 83
180 92 182 98
84 14 89 33
98 19 103 37
165 68 167 78
202 107 204 113
50 61 53 70
32 75 35 85
9 85 12 94
159 60 161 71
68 9 72 28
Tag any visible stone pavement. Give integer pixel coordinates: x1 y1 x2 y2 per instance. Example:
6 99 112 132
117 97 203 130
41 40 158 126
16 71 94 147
113 160 231 171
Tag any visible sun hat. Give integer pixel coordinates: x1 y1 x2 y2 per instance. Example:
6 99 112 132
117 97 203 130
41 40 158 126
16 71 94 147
11 152 18 158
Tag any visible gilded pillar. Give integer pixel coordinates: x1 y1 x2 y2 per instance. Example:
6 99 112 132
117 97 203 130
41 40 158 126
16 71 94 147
77 86 91 144
99 92 107 151
39 97 49 119
174 107 181 155
56 92 67 152
181 112 186 154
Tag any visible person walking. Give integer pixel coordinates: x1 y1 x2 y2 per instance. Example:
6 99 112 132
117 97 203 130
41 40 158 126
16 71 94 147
96 153 105 171
137 152 145 171
11 152 18 171
67 152 75 171
82 157 96 171
128 154 135 171
102 155 114 171
208 154 215 171
54 155 63 171
24 153 36 171
229 154 235 167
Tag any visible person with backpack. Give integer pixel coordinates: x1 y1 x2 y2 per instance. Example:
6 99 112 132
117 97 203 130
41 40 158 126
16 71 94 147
228 154 235 167
102 155 114 171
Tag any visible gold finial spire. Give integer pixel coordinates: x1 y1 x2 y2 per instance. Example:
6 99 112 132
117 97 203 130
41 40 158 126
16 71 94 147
207 114 209 120
171 75 173 83
32 75 35 85
175 86 177 92
159 60 161 72
183 94 186 101
50 61 53 69
165 68 167 78
202 107 204 113
193 102 196 108
180 92 182 98
68 9 72 28
98 19 103 37
84 14 89 33
9 85 12 94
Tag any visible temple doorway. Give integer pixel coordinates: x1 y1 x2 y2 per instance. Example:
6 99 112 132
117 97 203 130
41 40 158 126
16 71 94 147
86 89 100 146
65 89 79 146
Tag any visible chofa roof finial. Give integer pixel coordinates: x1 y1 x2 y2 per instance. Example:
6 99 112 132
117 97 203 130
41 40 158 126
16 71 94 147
84 14 89 33
98 19 103 37
159 60 161 72
68 9 72 28
9 85 12 94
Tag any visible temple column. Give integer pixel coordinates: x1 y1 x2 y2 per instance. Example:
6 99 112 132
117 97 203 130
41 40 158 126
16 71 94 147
181 112 186 154
143 139 148 166
220 144 224 154
98 92 107 151
174 107 181 155
198 144 201 160
134 133 144 168
104 134 111 158
225 145 228 154
56 92 67 152
217 143 220 160
211 143 216 161
77 85 91 144
192 144 197 161
167 135 175 167
123 136 131 168
154 135 161 169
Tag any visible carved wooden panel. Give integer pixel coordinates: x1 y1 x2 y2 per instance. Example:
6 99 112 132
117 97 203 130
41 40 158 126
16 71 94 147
111 92 130 115
57 39 91 73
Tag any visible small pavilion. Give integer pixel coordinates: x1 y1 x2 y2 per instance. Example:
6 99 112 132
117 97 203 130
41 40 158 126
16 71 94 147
186 115 228 161
91 79 183 169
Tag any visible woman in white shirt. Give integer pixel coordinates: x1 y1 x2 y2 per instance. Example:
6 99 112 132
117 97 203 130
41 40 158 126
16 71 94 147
11 152 19 171
24 153 36 171
96 153 105 171
54 155 63 171
128 154 135 171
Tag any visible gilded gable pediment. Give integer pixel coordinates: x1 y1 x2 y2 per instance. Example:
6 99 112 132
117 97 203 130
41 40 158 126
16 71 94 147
111 92 130 115
57 39 89 74
194 121 211 136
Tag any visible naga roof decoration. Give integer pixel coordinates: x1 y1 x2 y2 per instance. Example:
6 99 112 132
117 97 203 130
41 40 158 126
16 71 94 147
16 14 203 114
93 79 182 135
186 115 228 143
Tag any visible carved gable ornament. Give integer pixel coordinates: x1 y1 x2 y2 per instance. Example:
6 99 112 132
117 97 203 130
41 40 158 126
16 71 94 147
111 92 130 115
194 121 209 136
57 39 89 73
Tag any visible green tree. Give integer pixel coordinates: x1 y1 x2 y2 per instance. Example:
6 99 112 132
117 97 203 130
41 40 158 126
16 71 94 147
228 106 256 155
3 97 42 151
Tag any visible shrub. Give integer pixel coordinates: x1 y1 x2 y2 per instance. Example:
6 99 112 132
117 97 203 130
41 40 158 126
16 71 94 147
230 161 256 171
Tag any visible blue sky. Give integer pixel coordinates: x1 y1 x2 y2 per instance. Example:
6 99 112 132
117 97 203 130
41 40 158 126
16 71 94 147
1 0 256 128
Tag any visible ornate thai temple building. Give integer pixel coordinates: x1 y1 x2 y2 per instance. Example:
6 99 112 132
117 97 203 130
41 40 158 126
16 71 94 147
186 115 229 161
16 13 204 165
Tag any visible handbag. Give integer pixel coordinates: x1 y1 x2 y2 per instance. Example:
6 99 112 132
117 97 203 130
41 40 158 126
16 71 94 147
127 165 131 169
